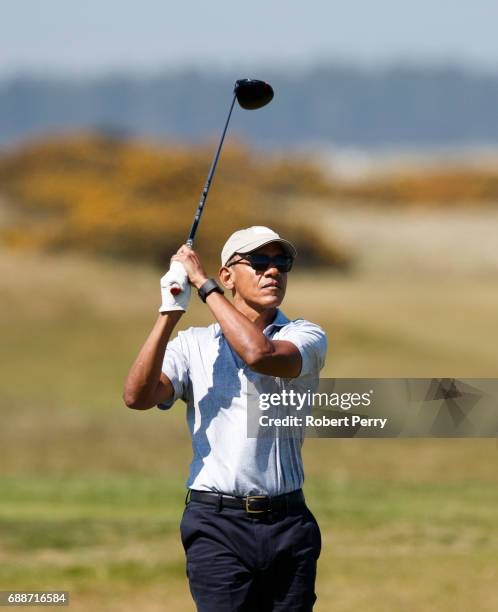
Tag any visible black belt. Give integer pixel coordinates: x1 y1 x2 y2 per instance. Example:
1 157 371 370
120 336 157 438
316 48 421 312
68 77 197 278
188 489 305 515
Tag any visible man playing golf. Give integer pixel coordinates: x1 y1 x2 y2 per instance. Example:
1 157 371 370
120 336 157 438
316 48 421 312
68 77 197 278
124 225 326 611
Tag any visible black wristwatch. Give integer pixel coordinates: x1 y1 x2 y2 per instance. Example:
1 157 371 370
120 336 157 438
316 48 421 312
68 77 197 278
198 278 224 303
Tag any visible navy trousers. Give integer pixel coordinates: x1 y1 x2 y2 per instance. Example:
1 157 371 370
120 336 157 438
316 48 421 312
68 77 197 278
180 495 321 611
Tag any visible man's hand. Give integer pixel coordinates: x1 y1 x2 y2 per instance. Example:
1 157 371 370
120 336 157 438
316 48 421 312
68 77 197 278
171 245 209 290
159 261 191 312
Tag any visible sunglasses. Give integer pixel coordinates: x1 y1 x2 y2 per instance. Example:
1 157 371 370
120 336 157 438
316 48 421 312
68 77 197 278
227 253 294 273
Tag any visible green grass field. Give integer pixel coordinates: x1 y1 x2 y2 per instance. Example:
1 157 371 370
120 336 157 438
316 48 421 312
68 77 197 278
1 247 498 611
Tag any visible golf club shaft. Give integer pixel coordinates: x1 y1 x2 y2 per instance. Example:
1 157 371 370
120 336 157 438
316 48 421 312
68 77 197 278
169 92 237 296
186 92 237 247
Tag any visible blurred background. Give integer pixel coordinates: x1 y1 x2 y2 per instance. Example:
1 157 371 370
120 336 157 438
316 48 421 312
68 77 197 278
1 1 497 610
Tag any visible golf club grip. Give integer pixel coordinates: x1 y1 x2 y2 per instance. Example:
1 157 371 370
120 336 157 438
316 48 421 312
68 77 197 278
169 261 188 296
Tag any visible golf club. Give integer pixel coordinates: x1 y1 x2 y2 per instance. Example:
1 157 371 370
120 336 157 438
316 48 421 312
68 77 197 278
170 78 274 295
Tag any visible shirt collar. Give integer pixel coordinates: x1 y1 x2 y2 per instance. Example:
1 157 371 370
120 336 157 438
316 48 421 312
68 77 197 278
214 309 290 338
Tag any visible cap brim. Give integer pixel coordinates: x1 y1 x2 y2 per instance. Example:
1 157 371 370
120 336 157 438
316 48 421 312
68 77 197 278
224 237 297 265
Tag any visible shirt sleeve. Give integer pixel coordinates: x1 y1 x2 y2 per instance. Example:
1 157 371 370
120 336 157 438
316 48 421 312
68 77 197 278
157 331 190 410
277 319 327 377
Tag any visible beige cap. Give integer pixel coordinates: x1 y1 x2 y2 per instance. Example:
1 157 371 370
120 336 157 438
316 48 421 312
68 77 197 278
221 226 297 266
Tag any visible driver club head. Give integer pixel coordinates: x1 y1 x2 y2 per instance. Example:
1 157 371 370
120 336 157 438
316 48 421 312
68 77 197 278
234 79 274 110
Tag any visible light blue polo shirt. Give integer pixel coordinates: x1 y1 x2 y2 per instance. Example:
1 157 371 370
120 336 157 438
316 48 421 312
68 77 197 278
159 309 327 496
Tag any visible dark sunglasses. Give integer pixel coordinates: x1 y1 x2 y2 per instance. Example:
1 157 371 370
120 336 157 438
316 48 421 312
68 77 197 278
227 253 294 273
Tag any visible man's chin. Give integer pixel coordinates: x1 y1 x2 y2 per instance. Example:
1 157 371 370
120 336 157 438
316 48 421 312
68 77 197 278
258 294 284 309
242 297 281 313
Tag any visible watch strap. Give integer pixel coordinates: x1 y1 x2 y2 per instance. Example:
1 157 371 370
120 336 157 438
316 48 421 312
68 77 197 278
198 278 224 303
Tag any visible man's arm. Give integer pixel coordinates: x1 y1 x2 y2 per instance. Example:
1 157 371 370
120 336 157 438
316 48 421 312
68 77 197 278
123 311 183 410
205 292 302 377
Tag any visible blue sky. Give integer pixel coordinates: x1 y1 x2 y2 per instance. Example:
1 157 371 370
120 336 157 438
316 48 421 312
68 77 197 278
2 0 498 76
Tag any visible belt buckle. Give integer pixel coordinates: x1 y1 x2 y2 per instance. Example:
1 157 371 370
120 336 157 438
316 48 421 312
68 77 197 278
245 495 268 514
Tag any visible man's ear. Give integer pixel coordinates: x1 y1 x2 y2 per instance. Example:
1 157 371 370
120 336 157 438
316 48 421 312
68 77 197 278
219 266 234 290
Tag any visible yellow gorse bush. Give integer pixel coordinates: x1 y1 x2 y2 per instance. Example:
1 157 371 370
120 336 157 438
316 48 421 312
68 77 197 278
334 168 498 204
0 134 346 268
3 134 494 268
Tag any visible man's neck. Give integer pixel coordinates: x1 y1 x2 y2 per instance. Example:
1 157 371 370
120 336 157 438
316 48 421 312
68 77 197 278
233 300 279 332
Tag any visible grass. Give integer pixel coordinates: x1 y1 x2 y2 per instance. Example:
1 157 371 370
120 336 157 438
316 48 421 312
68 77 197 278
1 476 497 611
1 245 498 610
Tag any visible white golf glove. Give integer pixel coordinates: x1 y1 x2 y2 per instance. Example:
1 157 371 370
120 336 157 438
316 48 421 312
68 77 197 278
159 261 191 312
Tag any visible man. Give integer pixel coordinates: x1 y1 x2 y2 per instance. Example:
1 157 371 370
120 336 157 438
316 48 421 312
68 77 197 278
124 226 327 611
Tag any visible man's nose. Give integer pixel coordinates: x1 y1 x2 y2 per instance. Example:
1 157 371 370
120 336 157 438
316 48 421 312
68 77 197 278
264 263 280 276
